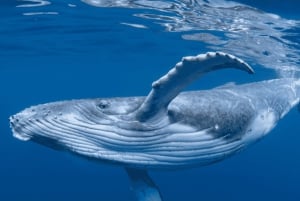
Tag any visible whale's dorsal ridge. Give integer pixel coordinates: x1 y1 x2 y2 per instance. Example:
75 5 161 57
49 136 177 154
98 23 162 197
134 51 254 122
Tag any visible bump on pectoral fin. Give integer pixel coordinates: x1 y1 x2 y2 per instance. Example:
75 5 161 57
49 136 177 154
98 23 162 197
135 51 254 122
125 168 163 201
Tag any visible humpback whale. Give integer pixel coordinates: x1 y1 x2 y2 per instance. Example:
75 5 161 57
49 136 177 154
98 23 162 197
10 52 300 201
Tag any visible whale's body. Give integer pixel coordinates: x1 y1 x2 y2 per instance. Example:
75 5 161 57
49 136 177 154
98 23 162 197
10 52 300 201
11 78 299 168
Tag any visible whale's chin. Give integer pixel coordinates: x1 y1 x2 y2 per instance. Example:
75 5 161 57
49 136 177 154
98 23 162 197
11 128 31 141
13 132 31 141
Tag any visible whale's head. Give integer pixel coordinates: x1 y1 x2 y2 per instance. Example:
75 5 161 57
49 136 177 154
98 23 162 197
10 97 145 150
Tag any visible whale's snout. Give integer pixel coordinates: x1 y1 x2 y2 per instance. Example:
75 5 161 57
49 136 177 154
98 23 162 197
9 101 72 143
9 100 81 144
9 99 125 152
10 109 35 141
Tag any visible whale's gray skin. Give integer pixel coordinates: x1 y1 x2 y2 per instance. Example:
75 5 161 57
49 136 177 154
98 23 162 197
10 52 300 201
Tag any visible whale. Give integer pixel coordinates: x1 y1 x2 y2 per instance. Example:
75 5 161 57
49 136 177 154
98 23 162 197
10 52 300 201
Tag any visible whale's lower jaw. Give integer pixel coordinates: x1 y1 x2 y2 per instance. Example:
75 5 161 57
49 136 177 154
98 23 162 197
12 130 31 141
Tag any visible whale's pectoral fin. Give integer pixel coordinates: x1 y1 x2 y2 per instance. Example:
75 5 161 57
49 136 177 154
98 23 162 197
126 168 163 201
135 52 254 122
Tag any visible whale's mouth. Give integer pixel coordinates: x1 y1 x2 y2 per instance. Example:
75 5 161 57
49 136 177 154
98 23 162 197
10 115 32 141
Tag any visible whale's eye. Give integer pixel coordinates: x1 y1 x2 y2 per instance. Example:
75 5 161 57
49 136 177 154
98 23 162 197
97 100 110 109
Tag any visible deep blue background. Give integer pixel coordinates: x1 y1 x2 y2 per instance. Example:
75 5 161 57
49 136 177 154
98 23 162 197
1 0 300 201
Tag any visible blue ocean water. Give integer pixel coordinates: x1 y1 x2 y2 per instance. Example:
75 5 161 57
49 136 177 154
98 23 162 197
1 0 300 201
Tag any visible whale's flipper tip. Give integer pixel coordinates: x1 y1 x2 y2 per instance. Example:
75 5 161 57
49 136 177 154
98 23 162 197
125 167 163 201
